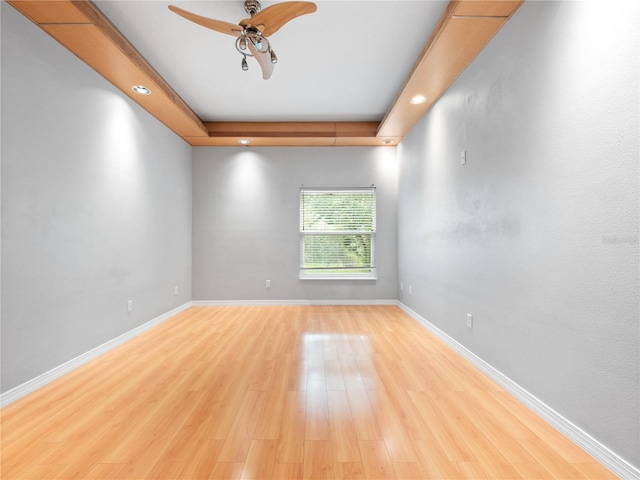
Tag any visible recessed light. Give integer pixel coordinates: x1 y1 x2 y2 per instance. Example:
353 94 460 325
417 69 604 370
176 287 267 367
382 139 394 145
132 85 151 95
238 139 250 145
410 94 427 105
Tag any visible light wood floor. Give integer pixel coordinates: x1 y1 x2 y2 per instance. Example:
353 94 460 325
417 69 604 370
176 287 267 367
1 305 617 479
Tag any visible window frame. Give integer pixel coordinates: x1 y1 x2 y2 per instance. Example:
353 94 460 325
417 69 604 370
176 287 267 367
299 187 377 280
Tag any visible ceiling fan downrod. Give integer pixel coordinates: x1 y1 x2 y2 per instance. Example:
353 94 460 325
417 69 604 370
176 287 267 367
244 0 261 16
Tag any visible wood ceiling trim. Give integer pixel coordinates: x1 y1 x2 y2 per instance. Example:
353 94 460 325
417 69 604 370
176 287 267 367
452 0 522 18
207 122 338 137
206 121 379 137
195 122 395 147
8 0 207 138
8 0 521 147
185 136 338 147
377 0 523 139
6 0 93 24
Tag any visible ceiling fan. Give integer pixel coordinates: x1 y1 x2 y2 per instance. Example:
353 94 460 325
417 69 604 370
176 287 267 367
168 1 317 80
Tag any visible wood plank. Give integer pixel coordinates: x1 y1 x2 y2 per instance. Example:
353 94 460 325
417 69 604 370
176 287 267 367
303 440 334 480
241 439 278 479
408 391 476 463
305 387 330 441
489 390 601 463
326 390 361 463
216 390 266 462
276 391 306 463
358 440 396 479
333 462 365 480
84 463 126 480
272 462 304 480
345 388 382 441
572 461 620 480
454 462 493 479
18 462 68 480
253 356 290 439
518 437 585 480
144 460 186 480
338 354 366 390
325 358 346 391
178 439 224 480
442 391 535 465
372 359 433 441
392 461 429 479
411 439 465 480
368 390 419 462
209 462 245 479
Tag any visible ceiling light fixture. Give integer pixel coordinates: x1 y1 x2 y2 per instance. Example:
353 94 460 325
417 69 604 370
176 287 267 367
238 139 250 145
410 94 427 105
235 26 277 72
131 85 151 95
382 139 394 145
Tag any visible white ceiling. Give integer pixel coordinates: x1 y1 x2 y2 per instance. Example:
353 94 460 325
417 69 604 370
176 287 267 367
95 0 449 122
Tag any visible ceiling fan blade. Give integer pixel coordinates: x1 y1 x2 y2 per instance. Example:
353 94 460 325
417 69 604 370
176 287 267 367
247 42 274 80
240 2 317 37
168 5 242 37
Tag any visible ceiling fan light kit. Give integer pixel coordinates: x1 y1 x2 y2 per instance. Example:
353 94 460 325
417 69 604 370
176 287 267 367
169 0 317 80
235 24 277 73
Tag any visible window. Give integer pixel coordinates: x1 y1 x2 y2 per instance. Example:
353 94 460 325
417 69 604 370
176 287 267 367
299 187 376 279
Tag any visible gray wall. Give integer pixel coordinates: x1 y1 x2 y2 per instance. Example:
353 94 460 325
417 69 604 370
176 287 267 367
1 3 193 393
397 0 639 468
193 147 398 301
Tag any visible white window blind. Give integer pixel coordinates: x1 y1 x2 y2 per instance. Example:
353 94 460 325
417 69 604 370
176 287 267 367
300 187 376 279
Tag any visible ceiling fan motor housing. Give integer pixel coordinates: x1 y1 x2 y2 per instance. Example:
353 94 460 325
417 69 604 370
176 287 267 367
244 0 261 16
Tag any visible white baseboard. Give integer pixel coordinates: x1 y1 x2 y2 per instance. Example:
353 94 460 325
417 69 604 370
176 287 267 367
192 299 398 306
0 300 393 406
0 301 193 408
398 302 640 480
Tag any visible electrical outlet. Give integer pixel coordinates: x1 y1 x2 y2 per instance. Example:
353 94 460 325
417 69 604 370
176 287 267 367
400 282 403 291
127 300 133 313
409 286 412 295
266 279 271 288
467 314 473 328
174 285 179 296
461 150 467 165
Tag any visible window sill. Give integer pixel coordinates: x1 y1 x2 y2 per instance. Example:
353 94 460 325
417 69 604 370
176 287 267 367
299 275 377 281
